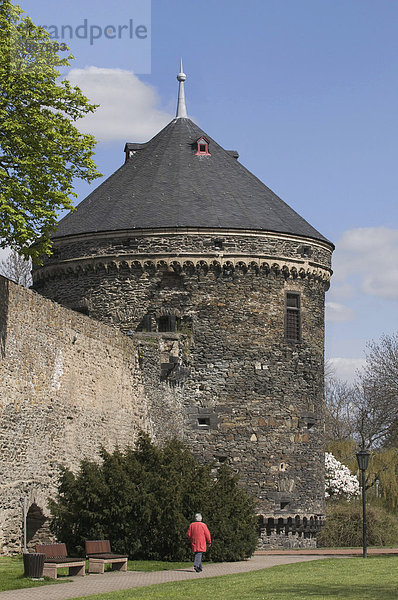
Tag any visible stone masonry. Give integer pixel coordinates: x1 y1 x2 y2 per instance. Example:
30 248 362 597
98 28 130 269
32 228 333 548
2 94 334 551
0 276 184 554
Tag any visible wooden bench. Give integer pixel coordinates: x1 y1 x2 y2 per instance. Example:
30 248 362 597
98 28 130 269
35 543 85 579
85 540 128 574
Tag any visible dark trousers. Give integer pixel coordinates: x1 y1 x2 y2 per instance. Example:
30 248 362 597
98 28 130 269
193 552 203 570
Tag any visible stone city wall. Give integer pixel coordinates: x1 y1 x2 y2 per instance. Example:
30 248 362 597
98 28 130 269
0 276 183 554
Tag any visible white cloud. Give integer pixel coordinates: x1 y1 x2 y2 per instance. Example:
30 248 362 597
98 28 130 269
65 67 173 142
0 247 11 261
332 227 398 301
327 357 365 384
327 282 354 301
325 302 356 323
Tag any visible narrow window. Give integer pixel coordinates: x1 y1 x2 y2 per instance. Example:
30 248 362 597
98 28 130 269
285 292 301 342
136 314 152 332
158 315 176 332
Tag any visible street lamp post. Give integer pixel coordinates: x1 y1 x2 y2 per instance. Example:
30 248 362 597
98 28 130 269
356 448 370 558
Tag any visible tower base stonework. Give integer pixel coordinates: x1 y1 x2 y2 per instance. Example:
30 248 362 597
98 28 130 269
258 516 323 549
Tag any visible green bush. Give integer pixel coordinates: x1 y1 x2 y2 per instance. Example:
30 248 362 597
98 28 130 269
49 433 257 561
317 499 398 547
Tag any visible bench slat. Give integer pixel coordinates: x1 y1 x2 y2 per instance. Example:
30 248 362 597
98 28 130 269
36 543 68 558
85 540 111 554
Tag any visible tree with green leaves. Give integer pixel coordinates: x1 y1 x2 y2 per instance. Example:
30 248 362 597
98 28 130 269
49 433 258 561
0 1 101 262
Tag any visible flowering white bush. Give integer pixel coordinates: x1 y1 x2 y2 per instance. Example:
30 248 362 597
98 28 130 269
325 452 360 499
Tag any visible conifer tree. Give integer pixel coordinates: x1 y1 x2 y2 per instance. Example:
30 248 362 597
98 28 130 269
205 464 258 562
49 433 258 561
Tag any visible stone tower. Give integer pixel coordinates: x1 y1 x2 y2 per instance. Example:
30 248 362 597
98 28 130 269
33 64 333 547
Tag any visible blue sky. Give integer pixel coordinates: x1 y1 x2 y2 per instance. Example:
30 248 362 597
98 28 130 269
11 0 398 382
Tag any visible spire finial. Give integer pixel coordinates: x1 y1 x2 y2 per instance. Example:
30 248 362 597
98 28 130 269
176 58 187 118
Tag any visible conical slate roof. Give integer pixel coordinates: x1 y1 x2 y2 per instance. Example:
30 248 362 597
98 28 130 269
54 117 330 244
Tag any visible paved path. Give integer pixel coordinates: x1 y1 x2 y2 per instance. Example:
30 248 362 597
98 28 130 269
256 547 398 555
0 554 331 600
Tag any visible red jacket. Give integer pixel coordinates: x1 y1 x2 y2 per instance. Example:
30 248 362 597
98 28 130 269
187 521 211 552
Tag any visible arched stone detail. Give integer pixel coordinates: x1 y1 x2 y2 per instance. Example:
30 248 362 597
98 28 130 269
248 261 259 275
107 261 119 273
156 306 182 318
282 265 290 279
209 261 222 277
196 260 209 274
171 261 182 274
92 262 106 274
26 503 47 549
271 263 280 277
130 260 143 273
183 260 195 275
236 261 248 275
258 513 323 548
156 260 169 272
33 256 332 285
143 260 156 274
118 260 130 272
223 261 234 276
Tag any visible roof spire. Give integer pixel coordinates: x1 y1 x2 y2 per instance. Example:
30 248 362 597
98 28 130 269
176 58 187 118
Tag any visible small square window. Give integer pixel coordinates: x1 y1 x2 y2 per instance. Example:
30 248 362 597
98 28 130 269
216 455 227 463
280 501 290 510
198 417 210 429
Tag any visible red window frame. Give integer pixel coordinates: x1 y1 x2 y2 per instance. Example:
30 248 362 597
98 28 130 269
195 137 210 155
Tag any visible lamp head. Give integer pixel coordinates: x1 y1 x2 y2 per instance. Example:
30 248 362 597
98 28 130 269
356 448 370 471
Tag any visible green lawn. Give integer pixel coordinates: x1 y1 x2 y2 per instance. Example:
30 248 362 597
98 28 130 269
127 561 191 572
0 557 189 592
0 556 62 591
69 557 398 600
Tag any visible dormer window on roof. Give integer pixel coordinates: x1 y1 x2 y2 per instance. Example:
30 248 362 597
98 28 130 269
195 136 210 156
124 142 148 163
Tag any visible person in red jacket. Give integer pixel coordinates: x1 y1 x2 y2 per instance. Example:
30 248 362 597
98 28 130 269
187 513 211 572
